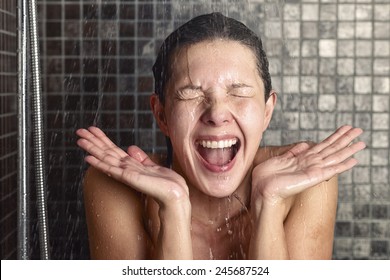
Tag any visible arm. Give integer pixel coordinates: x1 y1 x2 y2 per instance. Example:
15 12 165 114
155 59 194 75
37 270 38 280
249 126 365 259
77 127 193 259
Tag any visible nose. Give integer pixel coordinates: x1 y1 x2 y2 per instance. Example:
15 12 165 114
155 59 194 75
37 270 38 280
200 95 233 127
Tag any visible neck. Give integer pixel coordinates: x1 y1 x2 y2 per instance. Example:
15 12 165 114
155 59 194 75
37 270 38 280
172 158 253 227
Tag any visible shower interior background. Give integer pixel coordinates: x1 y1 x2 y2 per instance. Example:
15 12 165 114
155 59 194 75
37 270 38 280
1 0 389 259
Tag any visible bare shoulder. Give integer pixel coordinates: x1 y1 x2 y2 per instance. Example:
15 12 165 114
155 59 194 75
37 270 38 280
83 166 150 259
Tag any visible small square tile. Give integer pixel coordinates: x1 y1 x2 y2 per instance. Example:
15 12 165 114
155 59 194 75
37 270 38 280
283 22 300 38
301 58 318 75
372 167 389 184
282 58 300 75
371 205 388 219
373 96 390 113
373 77 389 94
372 132 389 148
337 202 353 219
356 40 372 57
353 148 370 165
337 58 354 75
339 4 355 20
319 77 336 94
283 112 299 130
374 22 390 39
354 95 371 111
374 4 390 20
338 183 353 200
371 149 389 166
353 167 370 184
301 40 317 57
374 40 390 57
371 222 388 238
372 184 390 201
353 204 370 219
338 22 355 39
337 40 354 57
337 77 354 94
354 184 371 201
318 113 336 129
302 22 318 38
300 112 318 129
374 59 390 75
337 95 353 111
353 239 371 258
356 5 373 20
284 3 300 20
300 76 318 93
318 95 336 112
373 113 389 130
302 4 319 21
283 76 300 93
333 238 353 258
319 22 337 38
319 39 336 57
354 77 372 94
335 222 352 237
354 222 370 237
320 4 337 21
370 240 388 259
318 58 336 76
356 59 373 75
354 113 371 129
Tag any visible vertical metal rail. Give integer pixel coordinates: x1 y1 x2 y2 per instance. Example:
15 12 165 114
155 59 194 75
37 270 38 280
28 0 50 259
17 0 29 260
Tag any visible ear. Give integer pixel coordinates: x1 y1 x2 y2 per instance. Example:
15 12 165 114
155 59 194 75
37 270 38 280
262 90 277 131
150 94 169 136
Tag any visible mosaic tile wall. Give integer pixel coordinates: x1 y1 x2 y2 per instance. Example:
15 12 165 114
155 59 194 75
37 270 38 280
1 0 388 259
0 0 17 259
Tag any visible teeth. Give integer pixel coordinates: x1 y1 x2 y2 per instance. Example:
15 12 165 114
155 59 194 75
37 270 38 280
199 139 237 149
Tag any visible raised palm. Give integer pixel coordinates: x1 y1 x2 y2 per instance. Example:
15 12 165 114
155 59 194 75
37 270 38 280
252 126 365 204
76 127 189 204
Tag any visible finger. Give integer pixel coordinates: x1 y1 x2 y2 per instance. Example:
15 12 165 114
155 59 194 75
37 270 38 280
78 138 124 165
127 145 156 166
284 142 311 159
77 127 127 158
308 125 354 154
318 127 363 158
323 141 366 167
85 155 173 199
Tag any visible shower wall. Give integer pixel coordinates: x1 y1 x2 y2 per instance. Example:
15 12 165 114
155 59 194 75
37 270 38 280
1 0 389 259
0 0 17 259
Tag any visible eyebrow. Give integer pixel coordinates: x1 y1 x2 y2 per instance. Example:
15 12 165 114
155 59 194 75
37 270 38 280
177 84 203 92
230 82 253 89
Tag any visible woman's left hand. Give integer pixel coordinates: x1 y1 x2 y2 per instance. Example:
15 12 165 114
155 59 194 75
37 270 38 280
251 125 366 211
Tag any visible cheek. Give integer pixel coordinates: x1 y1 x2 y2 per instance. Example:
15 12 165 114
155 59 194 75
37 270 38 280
165 103 198 139
234 99 265 129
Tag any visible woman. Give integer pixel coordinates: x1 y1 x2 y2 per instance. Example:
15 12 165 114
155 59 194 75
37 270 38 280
76 13 365 259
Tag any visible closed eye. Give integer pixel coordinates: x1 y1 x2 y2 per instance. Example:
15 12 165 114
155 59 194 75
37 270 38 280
228 83 255 98
175 85 205 101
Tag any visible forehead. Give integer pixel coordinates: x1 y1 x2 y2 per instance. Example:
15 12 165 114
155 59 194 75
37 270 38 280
169 39 260 85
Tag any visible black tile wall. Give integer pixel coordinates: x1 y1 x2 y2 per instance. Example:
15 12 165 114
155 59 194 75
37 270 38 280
0 0 17 260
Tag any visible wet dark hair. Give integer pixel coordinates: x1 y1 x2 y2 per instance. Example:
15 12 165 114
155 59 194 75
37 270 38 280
152 12 272 104
152 12 272 166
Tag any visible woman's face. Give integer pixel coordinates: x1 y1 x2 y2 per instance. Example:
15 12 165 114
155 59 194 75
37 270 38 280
154 39 275 198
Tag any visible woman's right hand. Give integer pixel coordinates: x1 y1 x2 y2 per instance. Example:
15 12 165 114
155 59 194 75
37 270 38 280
76 127 190 207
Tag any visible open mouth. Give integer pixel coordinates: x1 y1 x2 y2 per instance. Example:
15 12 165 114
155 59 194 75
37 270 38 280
196 138 240 170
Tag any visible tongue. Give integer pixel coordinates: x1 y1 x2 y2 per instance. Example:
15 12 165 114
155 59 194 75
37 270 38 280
198 147 234 166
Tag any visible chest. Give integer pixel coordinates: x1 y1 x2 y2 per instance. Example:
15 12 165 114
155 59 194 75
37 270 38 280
190 215 251 260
